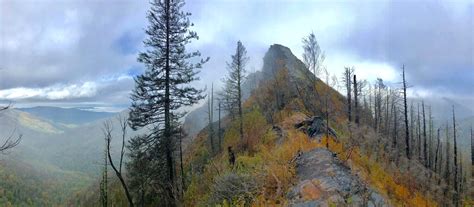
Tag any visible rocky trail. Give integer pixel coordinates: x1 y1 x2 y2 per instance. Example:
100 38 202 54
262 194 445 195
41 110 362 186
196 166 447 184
285 116 390 207
287 148 388 206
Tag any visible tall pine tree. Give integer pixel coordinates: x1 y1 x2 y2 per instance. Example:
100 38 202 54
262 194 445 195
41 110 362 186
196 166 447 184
128 0 207 205
222 41 248 145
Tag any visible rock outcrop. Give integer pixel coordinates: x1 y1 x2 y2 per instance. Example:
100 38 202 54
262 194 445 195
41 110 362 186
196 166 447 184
288 148 389 207
295 116 338 139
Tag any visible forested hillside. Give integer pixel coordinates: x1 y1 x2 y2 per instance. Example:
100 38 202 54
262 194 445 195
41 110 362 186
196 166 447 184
0 108 144 206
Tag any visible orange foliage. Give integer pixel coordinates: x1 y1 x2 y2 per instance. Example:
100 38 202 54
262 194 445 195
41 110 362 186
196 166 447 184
253 129 319 205
307 134 438 207
340 147 437 207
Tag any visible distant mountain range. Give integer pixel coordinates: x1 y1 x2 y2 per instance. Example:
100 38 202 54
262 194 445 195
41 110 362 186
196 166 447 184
0 107 131 173
0 107 133 205
18 106 116 125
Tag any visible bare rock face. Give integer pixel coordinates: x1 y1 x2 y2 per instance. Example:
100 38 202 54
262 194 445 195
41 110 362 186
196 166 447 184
287 148 389 207
294 116 337 139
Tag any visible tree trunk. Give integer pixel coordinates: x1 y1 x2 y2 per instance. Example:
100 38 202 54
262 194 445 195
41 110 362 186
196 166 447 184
348 76 351 122
164 0 175 204
428 107 433 169
393 103 397 148
105 128 134 207
402 65 410 159
218 102 222 152
208 84 214 153
445 122 451 185
353 75 359 125
386 93 390 136
452 106 458 205
417 103 422 160
422 101 427 167
179 128 185 198
434 128 440 174
238 66 244 144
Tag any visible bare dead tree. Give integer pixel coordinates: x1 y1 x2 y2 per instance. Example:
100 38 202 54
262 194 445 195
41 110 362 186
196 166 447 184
410 102 416 158
417 103 422 160
103 121 134 207
0 104 22 153
0 131 22 153
385 91 390 136
445 121 451 186
471 125 473 166
452 106 459 205
353 74 359 125
207 83 215 153
434 128 440 174
374 79 385 132
343 67 354 122
428 106 433 169
100 132 108 207
218 101 222 152
118 115 127 174
402 65 410 159
302 32 325 79
422 101 427 167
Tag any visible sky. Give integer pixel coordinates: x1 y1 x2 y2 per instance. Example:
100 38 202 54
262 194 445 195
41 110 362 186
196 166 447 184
0 0 473 112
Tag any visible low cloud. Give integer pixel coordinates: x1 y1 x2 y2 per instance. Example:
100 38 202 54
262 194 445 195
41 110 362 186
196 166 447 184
0 82 97 100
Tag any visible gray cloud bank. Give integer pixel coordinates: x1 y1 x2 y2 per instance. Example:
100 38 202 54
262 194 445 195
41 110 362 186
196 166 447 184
0 0 472 111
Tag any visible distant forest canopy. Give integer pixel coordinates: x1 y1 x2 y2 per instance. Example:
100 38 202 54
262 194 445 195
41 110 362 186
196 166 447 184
0 0 472 206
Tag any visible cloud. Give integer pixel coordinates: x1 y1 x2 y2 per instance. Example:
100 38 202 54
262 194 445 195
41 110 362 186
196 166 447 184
338 0 474 96
0 0 147 89
0 82 97 100
0 0 472 111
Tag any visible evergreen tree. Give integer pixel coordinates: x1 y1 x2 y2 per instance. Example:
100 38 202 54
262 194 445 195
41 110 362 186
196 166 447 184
222 41 248 144
128 0 207 204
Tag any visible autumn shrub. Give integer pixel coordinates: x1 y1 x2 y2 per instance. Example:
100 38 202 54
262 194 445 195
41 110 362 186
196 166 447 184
331 125 441 206
208 172 258 205
242 108 268 153
222 107 268 153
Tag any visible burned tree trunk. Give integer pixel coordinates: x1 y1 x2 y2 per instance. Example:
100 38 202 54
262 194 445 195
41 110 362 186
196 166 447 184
353 75 359 125
402 65 410 159
434 128 440 174
422 101 427 167
452 106 459 205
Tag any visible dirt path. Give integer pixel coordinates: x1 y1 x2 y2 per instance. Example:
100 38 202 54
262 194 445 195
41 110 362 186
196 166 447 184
287 148 389 207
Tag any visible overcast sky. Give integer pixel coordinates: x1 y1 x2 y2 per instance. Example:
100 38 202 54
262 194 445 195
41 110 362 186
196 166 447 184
0 0 472 112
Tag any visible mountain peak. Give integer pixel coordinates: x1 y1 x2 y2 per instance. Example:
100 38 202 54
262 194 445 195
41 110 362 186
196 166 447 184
262 44 313 81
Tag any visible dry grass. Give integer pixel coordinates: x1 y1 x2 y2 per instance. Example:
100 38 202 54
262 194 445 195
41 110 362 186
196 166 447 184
318 135 438 207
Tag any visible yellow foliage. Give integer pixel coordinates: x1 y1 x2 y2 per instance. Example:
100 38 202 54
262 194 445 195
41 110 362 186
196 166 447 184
335 145 438 207
184 95 439 206
222 107 268 153
304 131 438 207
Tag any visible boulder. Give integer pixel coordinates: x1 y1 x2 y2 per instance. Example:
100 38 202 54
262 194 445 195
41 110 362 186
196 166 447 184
294 116 337 139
